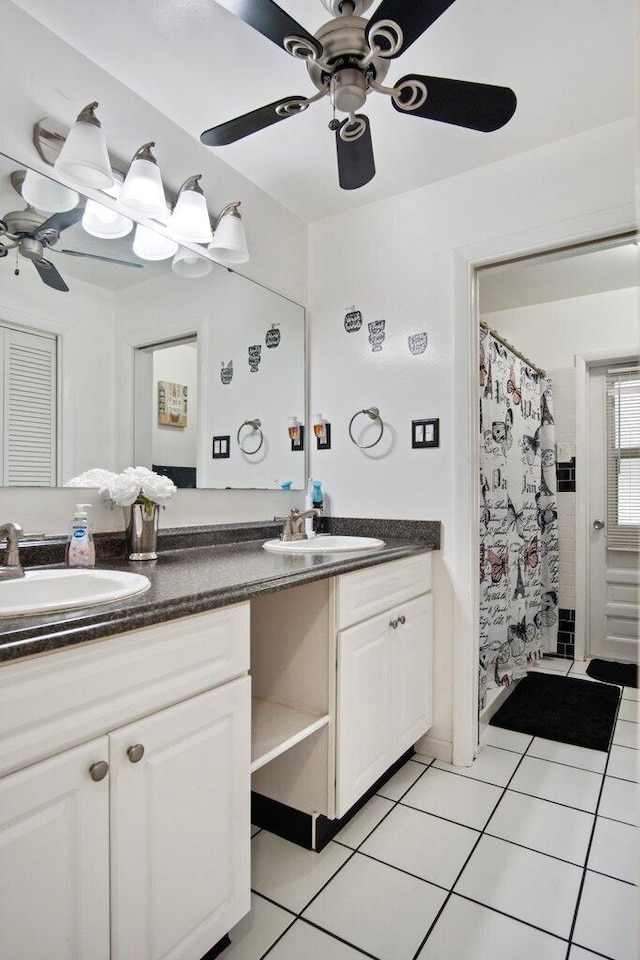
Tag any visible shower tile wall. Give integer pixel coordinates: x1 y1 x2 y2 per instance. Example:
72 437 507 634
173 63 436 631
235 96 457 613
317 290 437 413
548 367 576 659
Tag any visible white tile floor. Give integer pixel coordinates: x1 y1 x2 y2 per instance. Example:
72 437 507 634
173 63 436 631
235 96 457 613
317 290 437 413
221 658 638 960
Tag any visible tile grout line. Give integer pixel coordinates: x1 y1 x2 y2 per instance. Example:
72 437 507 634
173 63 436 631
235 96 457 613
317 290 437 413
562 687 625 960
408 743 534 960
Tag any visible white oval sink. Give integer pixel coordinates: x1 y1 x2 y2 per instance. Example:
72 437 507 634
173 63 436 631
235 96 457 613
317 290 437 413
0 569 151 618
263 535 385 554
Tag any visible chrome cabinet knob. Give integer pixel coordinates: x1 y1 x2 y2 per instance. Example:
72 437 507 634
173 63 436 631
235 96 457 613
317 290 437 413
593 519 605 531
127 744 145 764
89 761 109 782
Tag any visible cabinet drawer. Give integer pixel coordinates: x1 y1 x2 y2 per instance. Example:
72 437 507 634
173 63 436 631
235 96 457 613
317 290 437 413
336 553 432 630
0 602 249 778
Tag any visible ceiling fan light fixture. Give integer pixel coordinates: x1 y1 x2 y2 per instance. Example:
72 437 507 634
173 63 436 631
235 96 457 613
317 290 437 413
169 176 213 244
54 102 114 191
120 143 168 221
21 170 79 213
172 246 214 278
207 202 249 265
133 224 178 261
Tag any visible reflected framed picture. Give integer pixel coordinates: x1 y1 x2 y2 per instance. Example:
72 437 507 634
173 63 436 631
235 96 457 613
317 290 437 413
157 381 188 427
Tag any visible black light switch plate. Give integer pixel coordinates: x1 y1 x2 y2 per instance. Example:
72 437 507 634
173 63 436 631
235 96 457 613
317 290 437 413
412 419 439 449
212 435 230 458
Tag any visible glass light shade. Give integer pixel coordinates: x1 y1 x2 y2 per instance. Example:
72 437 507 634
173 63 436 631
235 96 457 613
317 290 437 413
169 185 213 244
21 170 79 213
82 199 133 239
172 247 213 278
120 153 168 221
54 105 113 190
133 224 178 261
207 209 249 264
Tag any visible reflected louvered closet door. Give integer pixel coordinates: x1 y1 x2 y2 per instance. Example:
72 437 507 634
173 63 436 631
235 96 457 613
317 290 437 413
1 327 57 486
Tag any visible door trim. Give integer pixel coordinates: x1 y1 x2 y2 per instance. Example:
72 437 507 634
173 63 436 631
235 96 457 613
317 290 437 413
575 349 640 661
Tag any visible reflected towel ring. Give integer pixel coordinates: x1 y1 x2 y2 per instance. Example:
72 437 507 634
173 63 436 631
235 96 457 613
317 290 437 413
348 406 384 449
237 418 264 455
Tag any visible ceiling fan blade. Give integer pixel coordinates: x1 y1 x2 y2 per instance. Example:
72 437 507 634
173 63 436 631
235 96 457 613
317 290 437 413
366 0 457 58
218 0 322 58
32 257 69 292
36 201 86 236
392 74 517 132
336 116 376 191
201 96 308 146
59 249 144 268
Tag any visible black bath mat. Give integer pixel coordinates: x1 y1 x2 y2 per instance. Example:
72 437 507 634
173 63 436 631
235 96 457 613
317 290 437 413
586 659 638 688
490 673 620 752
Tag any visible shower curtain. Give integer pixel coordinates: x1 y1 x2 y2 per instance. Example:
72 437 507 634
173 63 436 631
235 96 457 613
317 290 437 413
479 326 559 710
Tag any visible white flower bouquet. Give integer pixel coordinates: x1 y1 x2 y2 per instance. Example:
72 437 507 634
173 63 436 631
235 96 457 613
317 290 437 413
100 466 177 515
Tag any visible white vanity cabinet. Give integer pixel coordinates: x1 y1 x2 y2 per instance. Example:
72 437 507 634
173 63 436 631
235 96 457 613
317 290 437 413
0 603 251 960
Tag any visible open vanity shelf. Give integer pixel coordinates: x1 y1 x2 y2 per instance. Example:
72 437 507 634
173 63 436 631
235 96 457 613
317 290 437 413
250 698 329 773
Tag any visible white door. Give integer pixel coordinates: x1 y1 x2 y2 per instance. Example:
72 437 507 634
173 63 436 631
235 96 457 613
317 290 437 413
0 737 110 960
588 363 639 662
336 613 391 817
391 593 433 754
110 678 251 960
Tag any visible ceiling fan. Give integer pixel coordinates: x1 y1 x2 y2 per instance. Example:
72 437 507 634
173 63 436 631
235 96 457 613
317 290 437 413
0 171 143 293
201 0 517 190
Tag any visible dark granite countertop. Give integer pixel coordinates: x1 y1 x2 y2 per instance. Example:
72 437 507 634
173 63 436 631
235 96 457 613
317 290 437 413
0 518 440 664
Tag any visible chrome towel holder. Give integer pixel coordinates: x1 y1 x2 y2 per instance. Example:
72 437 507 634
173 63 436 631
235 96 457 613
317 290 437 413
237 418 264 455
348 406 384 449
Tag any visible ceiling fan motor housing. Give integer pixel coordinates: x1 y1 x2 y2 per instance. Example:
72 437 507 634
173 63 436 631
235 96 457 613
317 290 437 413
307 15 390 105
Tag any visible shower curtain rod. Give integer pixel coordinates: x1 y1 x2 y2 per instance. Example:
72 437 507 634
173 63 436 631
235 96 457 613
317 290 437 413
480 321 546 378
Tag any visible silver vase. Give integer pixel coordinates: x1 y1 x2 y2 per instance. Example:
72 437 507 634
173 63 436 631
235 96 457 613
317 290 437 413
124 502 159 560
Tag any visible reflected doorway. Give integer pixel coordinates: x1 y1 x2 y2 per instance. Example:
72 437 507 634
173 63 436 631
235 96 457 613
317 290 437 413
133 335 198 488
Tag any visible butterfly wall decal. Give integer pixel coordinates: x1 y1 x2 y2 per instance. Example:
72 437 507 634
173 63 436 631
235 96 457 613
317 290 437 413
487 548 510 583
506 367 521 405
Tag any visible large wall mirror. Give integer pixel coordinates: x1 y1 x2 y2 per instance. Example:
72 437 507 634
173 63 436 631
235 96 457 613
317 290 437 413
0 152 306 490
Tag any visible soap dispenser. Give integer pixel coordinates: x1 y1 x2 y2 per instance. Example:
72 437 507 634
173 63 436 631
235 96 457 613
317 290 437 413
65 503 96 569
304 479 324 538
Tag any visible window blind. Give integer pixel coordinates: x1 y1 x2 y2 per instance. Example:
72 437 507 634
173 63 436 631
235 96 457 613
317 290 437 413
606 365 640 551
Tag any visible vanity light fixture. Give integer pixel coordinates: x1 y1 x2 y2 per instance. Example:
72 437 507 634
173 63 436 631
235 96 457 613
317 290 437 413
169 176 214 244
207 202 249 265
288 418 300 442
53 102 113 191
119 143 168 222
21 169 79 213
82 178 133 239
171 246 213 278
133 224 178 262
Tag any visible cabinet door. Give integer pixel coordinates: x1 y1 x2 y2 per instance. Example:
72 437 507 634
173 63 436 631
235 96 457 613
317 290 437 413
0 737 110 960
336 615 391 817
391 593 433 755
110 677 251 960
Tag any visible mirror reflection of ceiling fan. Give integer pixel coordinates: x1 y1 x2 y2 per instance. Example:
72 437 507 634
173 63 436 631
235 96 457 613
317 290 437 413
0 171 143 293
201 0 517 190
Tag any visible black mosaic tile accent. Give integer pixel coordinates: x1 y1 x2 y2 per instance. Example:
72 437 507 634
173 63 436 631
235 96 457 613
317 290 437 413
556 607 576 659
556 457 576 493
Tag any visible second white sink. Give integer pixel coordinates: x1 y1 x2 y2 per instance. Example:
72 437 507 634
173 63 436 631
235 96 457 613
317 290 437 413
263 535 385 554
0 568 151 618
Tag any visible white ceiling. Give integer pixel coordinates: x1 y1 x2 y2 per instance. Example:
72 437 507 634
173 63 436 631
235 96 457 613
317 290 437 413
479 242 640 314
11 0 635 223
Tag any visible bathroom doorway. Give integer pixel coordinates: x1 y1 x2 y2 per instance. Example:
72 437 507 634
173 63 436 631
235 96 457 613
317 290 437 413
133 335 198 488
476 235 640 720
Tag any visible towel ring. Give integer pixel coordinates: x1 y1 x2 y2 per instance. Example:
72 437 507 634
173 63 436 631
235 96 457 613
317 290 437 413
237 418 264 455
348 406 384 449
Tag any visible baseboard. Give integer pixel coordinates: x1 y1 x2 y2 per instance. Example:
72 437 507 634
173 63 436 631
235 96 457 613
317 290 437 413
414 733 452 763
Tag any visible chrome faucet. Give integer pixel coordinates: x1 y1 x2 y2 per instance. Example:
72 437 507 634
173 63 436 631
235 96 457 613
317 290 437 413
275 508 323 542
0 522 25 580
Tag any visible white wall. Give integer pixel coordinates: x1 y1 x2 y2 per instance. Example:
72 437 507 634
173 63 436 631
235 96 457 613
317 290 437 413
152 344 198 470
0 0 308 533
0 254 117 482
308 118 637 760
